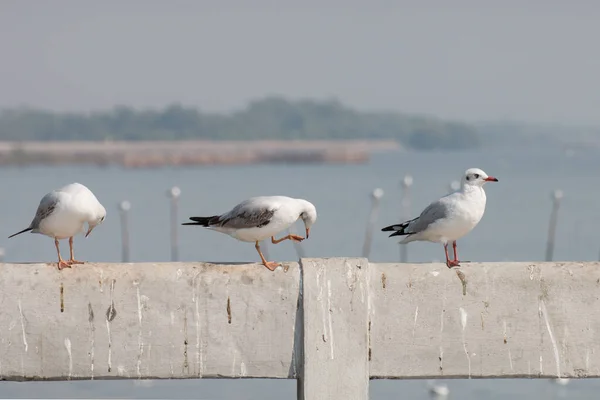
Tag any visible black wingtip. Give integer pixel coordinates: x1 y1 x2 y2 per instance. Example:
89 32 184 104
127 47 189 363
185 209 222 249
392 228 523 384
182 216 210 227
183 215 220 227
8 227 32 239
381 225 396 232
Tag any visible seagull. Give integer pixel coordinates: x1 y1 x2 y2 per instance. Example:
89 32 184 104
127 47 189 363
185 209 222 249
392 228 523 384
183 196 317 271
9 183 106 270
382 168 498 268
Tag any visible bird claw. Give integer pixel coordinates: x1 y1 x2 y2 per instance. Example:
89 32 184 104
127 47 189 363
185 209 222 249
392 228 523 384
57 261 72 270
290 235 305 242
67 259 85 265
446 260 461 268
263 261 281 271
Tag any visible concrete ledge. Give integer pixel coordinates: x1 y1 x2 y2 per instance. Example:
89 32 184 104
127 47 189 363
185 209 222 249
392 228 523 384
1 259 599 384
0 262 300 380
369 261 600 379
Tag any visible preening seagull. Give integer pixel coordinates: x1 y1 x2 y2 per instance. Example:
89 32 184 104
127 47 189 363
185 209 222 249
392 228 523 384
382 168 498 268
183 196 317 271
9 183 107 270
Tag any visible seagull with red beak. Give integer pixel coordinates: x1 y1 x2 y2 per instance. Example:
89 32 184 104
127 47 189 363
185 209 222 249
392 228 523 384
9 183 106 270
382 168 498 268
183 196 317 271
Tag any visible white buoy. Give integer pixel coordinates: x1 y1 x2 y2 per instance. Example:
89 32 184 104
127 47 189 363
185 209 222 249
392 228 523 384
167 186 181 199
119 200 131 211
552 378 570 385
372 188 384 200
427 380 449 398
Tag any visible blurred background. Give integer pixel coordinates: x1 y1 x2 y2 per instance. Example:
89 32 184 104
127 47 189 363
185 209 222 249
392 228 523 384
1 0 600 398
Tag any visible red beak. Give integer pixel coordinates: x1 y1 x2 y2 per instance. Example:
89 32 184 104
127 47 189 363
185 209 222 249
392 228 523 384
306 228 310 239
484 176 498 182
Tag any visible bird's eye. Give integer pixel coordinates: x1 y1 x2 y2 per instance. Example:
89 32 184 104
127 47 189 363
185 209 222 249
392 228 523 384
474 174 480 179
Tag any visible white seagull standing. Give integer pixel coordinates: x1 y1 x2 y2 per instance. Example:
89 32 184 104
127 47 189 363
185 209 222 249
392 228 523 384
9 183 107 270
183 196 317 271
382 168 498 268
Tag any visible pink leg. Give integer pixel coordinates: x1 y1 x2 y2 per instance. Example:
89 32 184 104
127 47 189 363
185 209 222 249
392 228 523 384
452 241 460 263
444 243 460 268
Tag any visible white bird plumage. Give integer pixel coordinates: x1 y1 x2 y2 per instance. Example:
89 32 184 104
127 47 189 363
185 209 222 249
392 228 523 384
9 182 106 270
183 195 317 271
382 168 498 268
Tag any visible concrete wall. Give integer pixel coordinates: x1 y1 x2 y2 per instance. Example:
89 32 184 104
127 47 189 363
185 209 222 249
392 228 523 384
0 262 300 380
1 259 599 396
368 261 600 379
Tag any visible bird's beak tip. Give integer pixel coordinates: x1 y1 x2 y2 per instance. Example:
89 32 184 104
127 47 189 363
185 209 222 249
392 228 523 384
485 177 498 182
306 228 310 239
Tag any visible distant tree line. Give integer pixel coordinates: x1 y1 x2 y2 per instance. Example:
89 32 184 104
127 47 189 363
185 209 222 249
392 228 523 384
0 97 481 150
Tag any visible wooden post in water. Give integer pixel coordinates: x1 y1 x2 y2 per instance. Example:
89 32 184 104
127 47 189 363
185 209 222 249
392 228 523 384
167 186 181 262
399 174 413 263
545 189 563 262
119 200 131 262
362 188 384 258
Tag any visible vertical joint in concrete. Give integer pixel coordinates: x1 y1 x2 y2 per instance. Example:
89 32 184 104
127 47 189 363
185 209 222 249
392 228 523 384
299 257 370 400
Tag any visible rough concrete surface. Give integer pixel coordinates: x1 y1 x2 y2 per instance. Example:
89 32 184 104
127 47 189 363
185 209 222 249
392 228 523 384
1 259 600 386
369 261 600 379
0 262 300 380
299 258 369 400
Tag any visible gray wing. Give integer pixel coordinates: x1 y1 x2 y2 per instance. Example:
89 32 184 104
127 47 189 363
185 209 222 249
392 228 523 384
216 200 277 230
30 192 60 229
406 198 451 234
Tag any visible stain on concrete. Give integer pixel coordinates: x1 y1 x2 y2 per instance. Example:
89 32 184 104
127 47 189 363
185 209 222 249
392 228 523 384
227 297 232 324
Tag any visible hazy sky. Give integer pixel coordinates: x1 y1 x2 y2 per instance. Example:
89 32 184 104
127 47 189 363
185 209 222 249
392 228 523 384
2 1 600 125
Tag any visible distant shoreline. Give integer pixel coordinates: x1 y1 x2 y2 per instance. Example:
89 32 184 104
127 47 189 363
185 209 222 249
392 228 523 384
0 97 480 150
0 139 402 168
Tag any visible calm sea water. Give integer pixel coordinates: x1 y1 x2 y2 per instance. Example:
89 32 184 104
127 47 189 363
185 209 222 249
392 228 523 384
1 147 600 398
